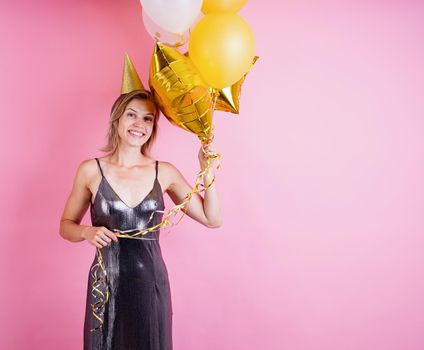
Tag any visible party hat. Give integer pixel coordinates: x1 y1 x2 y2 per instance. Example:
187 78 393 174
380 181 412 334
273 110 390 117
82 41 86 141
121 52 145 94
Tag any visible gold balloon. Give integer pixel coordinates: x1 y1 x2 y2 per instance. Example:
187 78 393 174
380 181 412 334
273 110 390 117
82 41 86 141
215 55 259 114
188 13 256 89
149 42 215 141
202 0 248 14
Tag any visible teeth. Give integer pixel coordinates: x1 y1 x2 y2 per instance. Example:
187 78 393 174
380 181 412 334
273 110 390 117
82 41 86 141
129 130 144 137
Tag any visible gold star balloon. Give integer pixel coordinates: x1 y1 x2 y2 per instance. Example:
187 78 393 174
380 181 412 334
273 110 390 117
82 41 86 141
148 42 216 141
214 55 259 114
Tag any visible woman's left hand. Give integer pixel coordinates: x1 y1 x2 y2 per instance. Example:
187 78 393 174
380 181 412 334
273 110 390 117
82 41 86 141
198 140 216 169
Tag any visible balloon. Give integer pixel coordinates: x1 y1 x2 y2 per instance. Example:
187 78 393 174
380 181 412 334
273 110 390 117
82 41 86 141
142 9 190 49
188 13 256 89
149 42 215 141
215 56 259 114
202 0 248 14
140 0 202 34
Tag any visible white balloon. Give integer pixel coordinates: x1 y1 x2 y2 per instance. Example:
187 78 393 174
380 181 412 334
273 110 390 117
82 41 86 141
142 9 189 49
140 0 202 33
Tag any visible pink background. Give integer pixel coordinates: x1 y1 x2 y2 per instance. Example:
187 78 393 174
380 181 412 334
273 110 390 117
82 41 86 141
1 0 424 349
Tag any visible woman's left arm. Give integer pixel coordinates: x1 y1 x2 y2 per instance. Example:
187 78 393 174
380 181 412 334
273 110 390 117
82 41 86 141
161 143 222 228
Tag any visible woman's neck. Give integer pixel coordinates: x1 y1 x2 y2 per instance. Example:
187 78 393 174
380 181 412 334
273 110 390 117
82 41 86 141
108 145 152 167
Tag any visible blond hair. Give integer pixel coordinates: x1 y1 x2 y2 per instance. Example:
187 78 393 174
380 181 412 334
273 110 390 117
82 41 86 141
99 90 160 156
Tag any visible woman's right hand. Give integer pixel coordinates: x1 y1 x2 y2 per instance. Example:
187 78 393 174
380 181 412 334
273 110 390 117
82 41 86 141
81 226 119 248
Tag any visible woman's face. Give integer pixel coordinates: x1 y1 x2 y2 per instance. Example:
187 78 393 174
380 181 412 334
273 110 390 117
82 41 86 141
117 98 157 147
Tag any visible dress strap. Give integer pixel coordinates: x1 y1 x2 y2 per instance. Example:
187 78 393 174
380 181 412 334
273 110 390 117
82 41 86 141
155 160 158 180
94 158 104 177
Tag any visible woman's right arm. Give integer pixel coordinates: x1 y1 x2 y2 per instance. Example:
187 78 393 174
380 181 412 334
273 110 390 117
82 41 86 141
59 160 118 247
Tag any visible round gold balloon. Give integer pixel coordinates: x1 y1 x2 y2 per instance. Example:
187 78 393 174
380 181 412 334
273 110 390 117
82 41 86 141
188 13 256 89
149 42 215 141
202 0 248 14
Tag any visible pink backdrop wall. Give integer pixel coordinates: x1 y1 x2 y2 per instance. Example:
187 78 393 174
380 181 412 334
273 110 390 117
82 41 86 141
1 0 424 349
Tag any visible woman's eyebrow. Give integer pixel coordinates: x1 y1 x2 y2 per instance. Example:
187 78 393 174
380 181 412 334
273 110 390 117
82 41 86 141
127 107 154 116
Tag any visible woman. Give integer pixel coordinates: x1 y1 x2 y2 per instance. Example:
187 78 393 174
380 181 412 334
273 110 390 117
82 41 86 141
59 89 222 350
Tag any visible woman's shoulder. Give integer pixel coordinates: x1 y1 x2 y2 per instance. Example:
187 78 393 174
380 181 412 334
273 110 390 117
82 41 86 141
78 157 101 169
156 160 185 191
157 161 186 187
66 158 102 191
157 160 179 173
74 157 103 179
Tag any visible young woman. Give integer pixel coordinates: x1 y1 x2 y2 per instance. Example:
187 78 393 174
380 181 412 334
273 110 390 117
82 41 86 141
59 89 222 349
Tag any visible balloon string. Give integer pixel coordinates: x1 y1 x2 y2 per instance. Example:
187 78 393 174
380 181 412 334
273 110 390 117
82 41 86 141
89 130 220 332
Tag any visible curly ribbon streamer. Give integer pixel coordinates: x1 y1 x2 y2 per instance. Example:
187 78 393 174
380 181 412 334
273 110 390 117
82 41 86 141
89 247 109 332
89 133 221 332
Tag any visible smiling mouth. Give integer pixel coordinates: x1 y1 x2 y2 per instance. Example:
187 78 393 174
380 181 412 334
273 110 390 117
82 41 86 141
128 130 146 138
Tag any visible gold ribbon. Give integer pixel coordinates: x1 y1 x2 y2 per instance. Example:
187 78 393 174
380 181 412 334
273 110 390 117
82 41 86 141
88 248 109 332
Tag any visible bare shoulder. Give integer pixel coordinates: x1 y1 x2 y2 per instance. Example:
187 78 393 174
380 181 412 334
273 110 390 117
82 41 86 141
157 160 185 192
157 160 186 178
72 158 101 188
76 158 98 176
60 159 100 223
157 160 178 173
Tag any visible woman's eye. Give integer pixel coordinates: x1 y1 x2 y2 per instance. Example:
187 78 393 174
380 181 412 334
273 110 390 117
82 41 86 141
127 112 135 118
144 117 153 122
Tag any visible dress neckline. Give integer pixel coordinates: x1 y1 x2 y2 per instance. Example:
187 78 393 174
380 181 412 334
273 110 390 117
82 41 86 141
92 158 161 210
102 176 159 209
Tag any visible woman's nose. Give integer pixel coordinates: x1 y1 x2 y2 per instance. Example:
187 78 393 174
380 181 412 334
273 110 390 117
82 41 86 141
133 117 146 126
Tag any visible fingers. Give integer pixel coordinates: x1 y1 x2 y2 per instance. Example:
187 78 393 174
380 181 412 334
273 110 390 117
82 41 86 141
205 141 216 153
94 241 103 249
96 232 110 248
92 227 118 249
101 232 111 244
201 143 215 155
104 228 119 242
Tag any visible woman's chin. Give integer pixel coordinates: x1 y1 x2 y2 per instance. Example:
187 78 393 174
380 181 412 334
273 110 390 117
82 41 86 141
118 139 148 148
